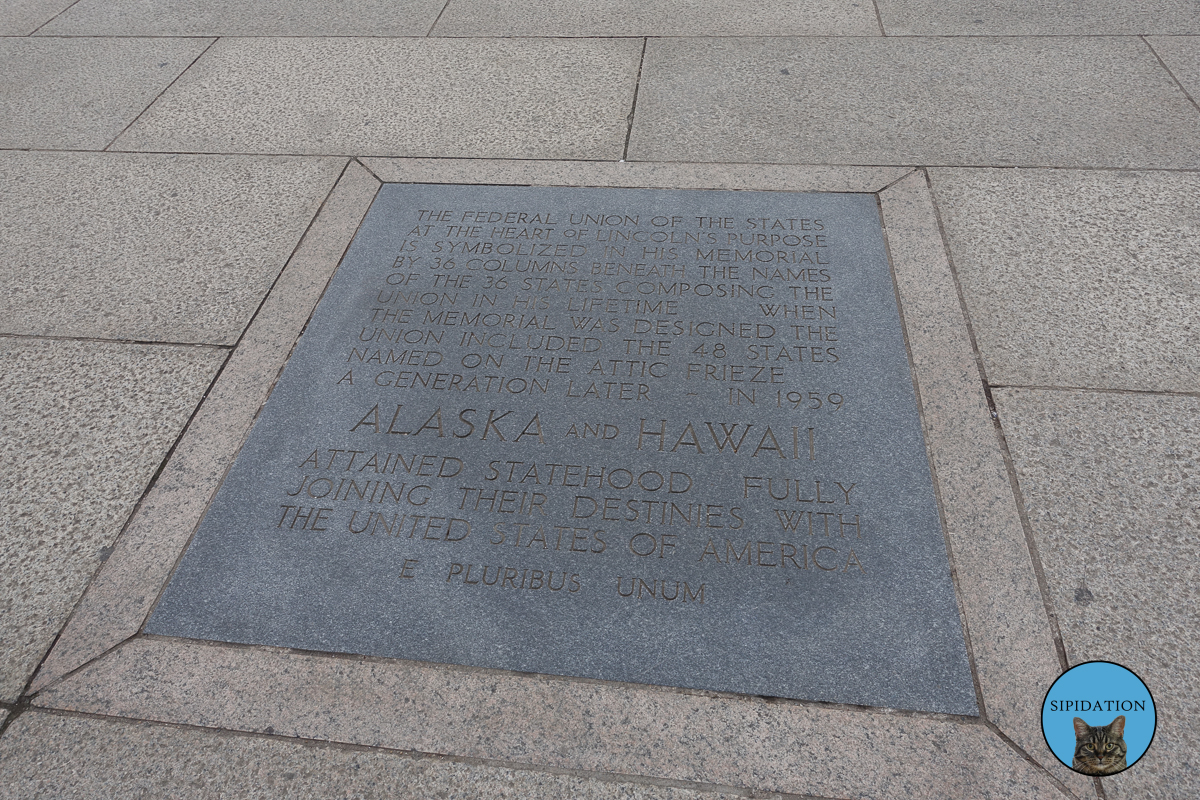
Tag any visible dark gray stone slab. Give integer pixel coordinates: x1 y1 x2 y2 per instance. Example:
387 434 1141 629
148 184 977 716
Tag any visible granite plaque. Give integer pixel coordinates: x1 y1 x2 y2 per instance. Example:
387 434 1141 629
149 184 978 715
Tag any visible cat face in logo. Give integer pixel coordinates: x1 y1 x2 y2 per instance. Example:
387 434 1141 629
1072 715 1127 775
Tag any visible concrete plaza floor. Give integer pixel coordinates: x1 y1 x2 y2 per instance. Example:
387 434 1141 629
1 2 1197 798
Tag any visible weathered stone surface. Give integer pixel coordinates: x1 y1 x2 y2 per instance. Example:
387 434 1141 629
930 168 1200 392
0 711 746 800
38 0 446 36
628 37 1200 168
29 162 382 696
148 184 975 715
0 0 75 34
877 0 1200 35
0 339 226 702
0 152 345 344
0 37 211 150
879 172 1095 797
432 0 879 37
994 388 1200 800
34 638 1068 800
1148 36 1200 99
360 157 913 194
114 38 641 159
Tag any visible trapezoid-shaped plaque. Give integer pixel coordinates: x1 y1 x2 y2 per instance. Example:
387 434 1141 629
148 184 978 716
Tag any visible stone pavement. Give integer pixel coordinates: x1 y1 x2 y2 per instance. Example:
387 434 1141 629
0 2 1197 798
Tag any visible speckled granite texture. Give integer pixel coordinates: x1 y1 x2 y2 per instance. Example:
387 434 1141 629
0 339 225 701
5 0 1196 793
0 711 750 800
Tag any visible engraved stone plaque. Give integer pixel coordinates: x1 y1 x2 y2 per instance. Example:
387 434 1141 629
149 184 978 715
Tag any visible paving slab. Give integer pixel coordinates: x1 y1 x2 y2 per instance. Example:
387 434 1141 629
1147 36 1200 100
115 38 642 159
361 156 913 192
876 0 1200 36
0 37 213 151
994 388 1199 799
0 152 345 345
38 0 446 37
432 0 879 37
0 711 746 800
929 168 1200 393
35 639 1068 800
628 37 1200 169
0 338 226 703
0 0 75 34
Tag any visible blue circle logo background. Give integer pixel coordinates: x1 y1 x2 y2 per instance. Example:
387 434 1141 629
1042 661 1156 772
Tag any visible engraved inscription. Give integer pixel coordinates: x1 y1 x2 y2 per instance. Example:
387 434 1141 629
148 185 977 716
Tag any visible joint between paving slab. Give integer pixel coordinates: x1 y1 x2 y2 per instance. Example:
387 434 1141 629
875 167 920 193
101 36 218 152
604 154 1200 172
96 147 633 161
13 34 269 39
983 719 1087 800
1141 35 1200 117
22 634 137 699
10 34 498 40
869 0 886 36
0 692 39 739
24 0 86 35
260 159 379 363
372 156 905 196
425 0 454 37
879 33 1197 39
921 170 1074 673
921 169 1001 464
621 38 648 162
215 157 357 357
352 156 384 184
990 421 1076 672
